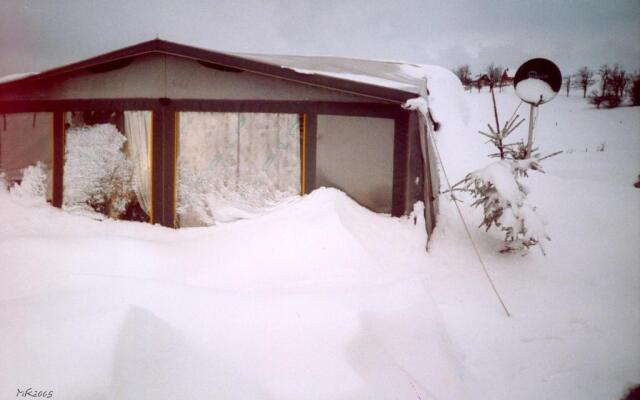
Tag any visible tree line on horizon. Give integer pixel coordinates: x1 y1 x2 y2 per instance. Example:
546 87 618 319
452 63 640 108
452 63 511 93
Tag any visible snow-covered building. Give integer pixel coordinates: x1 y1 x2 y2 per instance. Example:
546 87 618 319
0 39 441 231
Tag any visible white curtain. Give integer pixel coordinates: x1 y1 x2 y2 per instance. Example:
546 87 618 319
237 113 301 193
124 111 152 215
177 112 300 226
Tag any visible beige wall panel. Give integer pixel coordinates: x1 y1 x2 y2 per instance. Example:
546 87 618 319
316 115 394 213
165 56 373 102
2 54 384 103
4 54 165 100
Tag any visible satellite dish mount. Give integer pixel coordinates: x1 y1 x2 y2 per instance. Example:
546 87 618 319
513 58 562 157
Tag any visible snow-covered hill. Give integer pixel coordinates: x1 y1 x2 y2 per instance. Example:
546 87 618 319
1 88 638 399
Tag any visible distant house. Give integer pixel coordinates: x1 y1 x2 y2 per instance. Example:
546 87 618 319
0 39 440 232
499 68 515 88
468 74 493 91
466 69 513 92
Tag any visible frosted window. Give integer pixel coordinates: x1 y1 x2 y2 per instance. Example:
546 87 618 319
0 112 53 200
177 112 301 227
62 111 151 222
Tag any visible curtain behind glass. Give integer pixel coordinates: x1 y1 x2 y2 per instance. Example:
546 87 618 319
124 111 152 215
177 112 300 226
238 113 300 194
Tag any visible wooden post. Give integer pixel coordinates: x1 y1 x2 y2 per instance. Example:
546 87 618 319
392 112 409 217
303 113 317 195
52 111 65 208
151 110 163 225
417 113 436 235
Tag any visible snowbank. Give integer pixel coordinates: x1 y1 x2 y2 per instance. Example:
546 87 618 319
410 64 469 130
0 187 467 400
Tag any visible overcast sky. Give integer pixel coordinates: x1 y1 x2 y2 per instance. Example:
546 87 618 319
1 0 638 78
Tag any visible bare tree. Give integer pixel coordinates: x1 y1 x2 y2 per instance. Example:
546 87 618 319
589 65 611 108
486 63 503 86
454 64 472 88
577 67 595 98
610 64 629 99
484 63 503 93
590 64 628 108
630 70 640 106
499 68 513 92
598 64 611 96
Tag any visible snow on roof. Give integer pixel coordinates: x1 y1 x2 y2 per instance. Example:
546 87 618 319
504 67 516 78
237 52 449 95
0 72 36 84
0 38 460 99
236 52 466 126
0 42 465 125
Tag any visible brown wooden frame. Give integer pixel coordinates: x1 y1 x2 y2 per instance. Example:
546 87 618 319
0 37 438 232
2 98 416 228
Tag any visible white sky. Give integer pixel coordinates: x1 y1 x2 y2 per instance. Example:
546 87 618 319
1 0 638 78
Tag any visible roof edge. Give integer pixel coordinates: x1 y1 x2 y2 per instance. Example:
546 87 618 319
0 39 416 103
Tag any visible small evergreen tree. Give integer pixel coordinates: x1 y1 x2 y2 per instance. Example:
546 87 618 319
452 102 560 254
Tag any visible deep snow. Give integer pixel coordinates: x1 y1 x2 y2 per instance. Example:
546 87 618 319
430 86 640 399
0 188 467 400
1 85 639 399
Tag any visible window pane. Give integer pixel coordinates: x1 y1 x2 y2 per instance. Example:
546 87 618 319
316 115 394 213
62 111 151 221
0 112 53 200
177 112 301 227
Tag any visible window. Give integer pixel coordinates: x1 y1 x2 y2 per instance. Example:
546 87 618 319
316 115 394 213
62 110 152 221
0 112 53 200
177 112 301 226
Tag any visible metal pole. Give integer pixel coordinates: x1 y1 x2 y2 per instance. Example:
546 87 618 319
490 84 500 129
526 104 537 158
490 83 504 159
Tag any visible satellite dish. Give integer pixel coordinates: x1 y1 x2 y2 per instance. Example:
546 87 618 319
514 58 562 105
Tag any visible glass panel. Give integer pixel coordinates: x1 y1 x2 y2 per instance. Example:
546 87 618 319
177 112 301 227
0 112 53 200
316 115 394 213
62 110 151 221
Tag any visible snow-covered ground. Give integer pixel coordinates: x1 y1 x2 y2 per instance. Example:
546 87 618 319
1 86 638 399
430 86 640 399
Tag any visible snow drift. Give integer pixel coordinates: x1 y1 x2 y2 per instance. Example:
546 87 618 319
0 186 467 400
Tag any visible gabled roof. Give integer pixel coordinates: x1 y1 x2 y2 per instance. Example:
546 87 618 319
0 39 422 103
